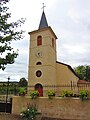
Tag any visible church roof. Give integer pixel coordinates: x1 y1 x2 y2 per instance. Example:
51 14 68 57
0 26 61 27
56 61 80 79
39 10 48 29
29 9 57 39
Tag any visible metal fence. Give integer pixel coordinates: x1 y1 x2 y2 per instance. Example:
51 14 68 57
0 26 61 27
0 85 19 95
28 84 90 96
0 84 90 96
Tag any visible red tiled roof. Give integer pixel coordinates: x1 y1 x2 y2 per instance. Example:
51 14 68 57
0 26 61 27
78 80 90 84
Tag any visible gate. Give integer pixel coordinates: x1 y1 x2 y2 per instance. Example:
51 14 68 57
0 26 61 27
0 97 12 113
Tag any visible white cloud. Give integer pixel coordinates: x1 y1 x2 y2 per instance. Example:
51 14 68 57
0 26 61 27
0 0 90 81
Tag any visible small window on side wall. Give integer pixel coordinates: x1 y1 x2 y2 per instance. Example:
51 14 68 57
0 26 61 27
52 38 54 47
36 62 42 65
37 35 42 46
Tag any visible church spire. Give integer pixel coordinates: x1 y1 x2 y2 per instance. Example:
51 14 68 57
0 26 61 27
39 3 48 29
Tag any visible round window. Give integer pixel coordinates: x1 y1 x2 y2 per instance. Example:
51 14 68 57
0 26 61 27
36 70 42 77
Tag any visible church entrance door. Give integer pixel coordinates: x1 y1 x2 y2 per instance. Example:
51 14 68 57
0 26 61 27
35 83 43 97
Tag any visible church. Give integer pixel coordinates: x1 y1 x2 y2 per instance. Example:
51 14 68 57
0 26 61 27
28 9 79 96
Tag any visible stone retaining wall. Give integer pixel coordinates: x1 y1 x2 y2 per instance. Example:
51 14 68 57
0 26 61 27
12 96 90 120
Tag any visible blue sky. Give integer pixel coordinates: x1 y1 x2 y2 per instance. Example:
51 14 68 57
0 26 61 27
0 0 90 81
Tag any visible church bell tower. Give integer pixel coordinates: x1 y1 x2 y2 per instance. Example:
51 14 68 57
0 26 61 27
28 8 57 96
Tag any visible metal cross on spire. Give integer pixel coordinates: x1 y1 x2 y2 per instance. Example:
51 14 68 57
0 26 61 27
42 3 46 11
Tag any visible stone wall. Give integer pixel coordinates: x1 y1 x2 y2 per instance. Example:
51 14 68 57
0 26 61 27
12 96 90 120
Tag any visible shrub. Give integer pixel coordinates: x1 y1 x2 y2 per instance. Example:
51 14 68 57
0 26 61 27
19 87 26 96
61 90 73 97
79 90 90 100
47 90 55 99
20 104 40 120
30 90 39 99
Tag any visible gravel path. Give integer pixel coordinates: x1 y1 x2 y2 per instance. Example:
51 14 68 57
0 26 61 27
0 113 78 120
0 113 22 120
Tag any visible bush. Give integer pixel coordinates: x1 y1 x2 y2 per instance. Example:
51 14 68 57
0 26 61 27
61 90 73 97
19 87 26 96
47 90 55 99
20 104 40 120
79 90 90 100
30 90 39 99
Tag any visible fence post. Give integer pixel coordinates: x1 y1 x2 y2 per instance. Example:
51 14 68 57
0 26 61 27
5 76 10 113
71 81 72 91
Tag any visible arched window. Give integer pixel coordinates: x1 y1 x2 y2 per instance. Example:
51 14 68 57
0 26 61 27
36 62 42 65
52 38 54 47
37 35 42 46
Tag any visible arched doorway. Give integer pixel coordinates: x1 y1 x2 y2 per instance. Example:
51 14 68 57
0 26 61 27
35 83 43 97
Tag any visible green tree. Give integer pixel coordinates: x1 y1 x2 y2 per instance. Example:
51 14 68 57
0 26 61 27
0 0 25 70
18 77 28 87
74 65 90 82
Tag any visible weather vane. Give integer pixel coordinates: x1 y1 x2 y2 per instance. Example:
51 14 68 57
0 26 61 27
42 3 46 11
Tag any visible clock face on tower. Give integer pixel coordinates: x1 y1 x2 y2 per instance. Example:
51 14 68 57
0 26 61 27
35 50 42 57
